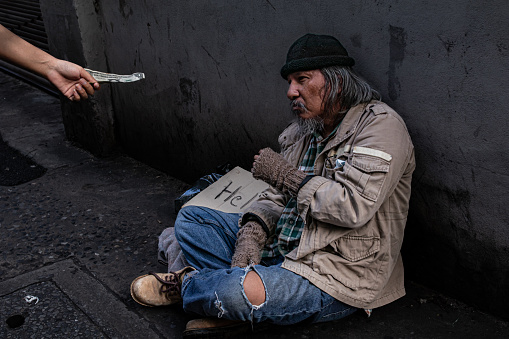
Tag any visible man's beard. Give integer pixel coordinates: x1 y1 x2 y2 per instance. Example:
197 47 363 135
290 100 325 137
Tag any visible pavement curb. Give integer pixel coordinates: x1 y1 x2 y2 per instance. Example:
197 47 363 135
0 259 160 338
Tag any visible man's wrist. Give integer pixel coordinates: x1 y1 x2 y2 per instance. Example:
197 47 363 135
38 55 58 79
284 168 307 196
241 213 269 235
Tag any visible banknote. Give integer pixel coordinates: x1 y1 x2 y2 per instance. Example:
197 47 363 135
84 68 145 83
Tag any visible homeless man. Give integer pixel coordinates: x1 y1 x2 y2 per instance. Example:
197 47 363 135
130 33 415 336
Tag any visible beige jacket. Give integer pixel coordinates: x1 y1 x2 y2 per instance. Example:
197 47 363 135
245 101 415 309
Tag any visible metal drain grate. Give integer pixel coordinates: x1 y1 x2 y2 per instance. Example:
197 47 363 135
0 0 58 96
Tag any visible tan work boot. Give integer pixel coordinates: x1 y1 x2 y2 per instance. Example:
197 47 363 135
130 266 195 307
183 318 252 338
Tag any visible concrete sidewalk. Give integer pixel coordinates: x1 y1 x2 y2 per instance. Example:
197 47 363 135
1 71 508 338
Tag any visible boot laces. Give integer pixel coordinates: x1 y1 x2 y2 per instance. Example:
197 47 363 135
149 271 181 298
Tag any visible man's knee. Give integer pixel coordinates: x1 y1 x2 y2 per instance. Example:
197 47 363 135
174 206 199 240
243 270 266 306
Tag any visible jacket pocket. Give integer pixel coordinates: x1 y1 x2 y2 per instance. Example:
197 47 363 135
317 235 381 291
330 235 380 262
346 153 390 201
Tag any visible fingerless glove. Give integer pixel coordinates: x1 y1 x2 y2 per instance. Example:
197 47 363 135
230 221 267 268
252 147 306 195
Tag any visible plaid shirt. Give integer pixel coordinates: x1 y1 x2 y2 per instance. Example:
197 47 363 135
261 126 339 258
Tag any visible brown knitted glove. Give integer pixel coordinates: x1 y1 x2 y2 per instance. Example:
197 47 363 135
231 221 267 268
252 148 306 195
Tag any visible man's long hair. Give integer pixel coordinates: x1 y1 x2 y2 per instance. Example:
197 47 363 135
320 66 381 116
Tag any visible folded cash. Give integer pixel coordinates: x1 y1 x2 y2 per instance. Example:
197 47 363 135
85 68 145 83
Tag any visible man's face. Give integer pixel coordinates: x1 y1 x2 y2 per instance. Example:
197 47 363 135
287 69 326 120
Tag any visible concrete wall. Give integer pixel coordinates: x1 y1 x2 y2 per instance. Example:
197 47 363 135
40 1 509 318
40 0 116 156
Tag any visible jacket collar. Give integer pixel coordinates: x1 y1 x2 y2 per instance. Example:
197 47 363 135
322 101 372 152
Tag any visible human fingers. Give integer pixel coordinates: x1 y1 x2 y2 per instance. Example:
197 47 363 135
69 88 80 101
80 68 100 89
74 82 88 100
252 155 259 169
79 78 95 95
252 148 272 169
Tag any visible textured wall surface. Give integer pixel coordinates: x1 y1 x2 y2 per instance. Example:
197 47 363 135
41 0 509 318
40 0 116 156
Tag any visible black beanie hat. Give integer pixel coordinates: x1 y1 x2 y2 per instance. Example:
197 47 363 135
280 34 355 79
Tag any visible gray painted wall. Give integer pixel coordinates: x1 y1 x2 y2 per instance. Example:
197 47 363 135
40 1 116 156
41 1 509 317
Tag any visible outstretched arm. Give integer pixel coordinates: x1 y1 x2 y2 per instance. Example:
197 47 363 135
0 24 99 101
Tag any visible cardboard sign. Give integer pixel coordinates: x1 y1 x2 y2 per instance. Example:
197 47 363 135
183 167 269 213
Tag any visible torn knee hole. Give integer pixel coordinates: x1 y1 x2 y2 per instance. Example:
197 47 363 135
243 270 266 306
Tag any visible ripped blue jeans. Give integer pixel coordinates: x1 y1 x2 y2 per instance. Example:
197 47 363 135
174 205 357 325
